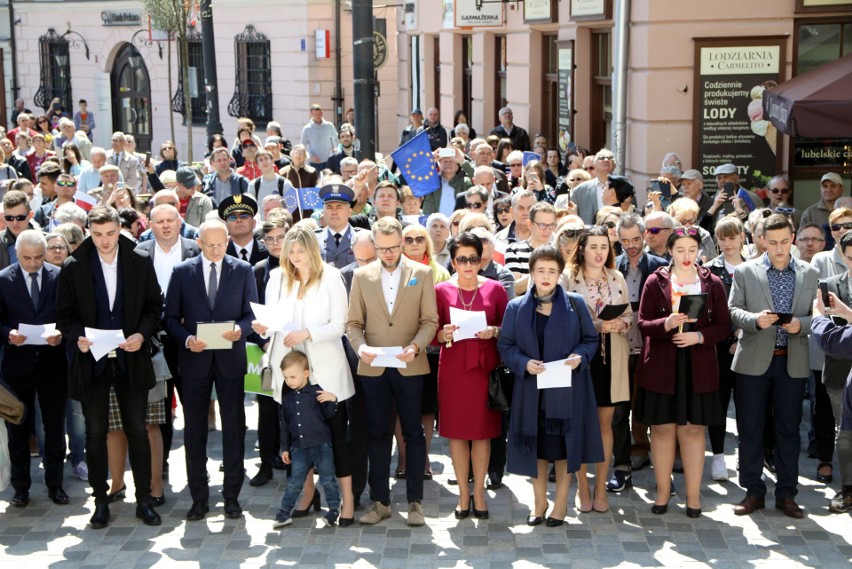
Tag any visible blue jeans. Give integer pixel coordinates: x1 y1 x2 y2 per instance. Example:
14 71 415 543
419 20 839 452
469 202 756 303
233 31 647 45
35 396 85 465
278 442 340 515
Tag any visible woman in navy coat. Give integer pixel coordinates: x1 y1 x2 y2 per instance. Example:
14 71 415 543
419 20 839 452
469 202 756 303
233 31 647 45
498 245 602 527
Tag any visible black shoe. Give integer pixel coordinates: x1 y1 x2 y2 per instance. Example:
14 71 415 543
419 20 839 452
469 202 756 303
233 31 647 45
10 490 29 507
338 516 355 527
291 489 321 518
527 506 548 526
249 465 273 487
686 507 702 518
545 517 564 527
48 487 69 505
90 504 111 529
136 503 162 526
186 500 209 521
651 502 669 515
271 455 287 471
473 508 489 519
454 502 470 520
150 495 165 507
224 498 243 519
487 472 504 491
107 485 126 503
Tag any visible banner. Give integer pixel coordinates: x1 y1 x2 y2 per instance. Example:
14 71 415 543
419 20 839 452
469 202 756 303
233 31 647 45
557 46 573 153
244 343 273 397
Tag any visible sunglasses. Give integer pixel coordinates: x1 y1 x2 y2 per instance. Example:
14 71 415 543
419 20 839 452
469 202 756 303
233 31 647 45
495 207 510 215
455 255 481 266
585 166 596 172
560 229 584 239
4 215 27 222
601 221 617 229
404 235 427 245
645 227 670 235
57 180 76 187
831 222 852 232
569 177 585 182
775 207 795 215
465 201 483 209
596 155 614 162
225 212 253 222
769 187 790 194
673 227 699 237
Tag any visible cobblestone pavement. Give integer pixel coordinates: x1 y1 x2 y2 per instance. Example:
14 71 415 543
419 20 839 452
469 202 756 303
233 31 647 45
2 399 851 568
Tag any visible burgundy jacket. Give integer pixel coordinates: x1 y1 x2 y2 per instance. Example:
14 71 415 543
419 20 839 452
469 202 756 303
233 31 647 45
635 265 731 395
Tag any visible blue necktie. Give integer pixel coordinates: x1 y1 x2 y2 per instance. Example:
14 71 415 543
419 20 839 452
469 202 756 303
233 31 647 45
208 263 217 309
29 272 39 312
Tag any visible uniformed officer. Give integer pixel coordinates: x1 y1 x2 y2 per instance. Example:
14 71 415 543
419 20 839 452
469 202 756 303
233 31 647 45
316 183 361 269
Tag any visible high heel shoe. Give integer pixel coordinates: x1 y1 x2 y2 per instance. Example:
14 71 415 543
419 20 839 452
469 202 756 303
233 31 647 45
545 516 564 527
454 498 471 519
651 502 669 515
686 507 702 518
527 504 549 526
291 489 321 518
107 485 126 503
472 495 488 519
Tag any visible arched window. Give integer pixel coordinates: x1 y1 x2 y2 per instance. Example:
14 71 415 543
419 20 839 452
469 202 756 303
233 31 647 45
227 25 272 122
34 28 72 111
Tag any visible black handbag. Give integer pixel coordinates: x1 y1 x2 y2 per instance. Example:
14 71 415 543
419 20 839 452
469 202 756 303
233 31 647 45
487 365 511 411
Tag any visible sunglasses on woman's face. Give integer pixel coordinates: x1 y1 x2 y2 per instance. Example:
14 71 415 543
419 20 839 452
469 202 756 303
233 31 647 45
455 255 481 266
831 222 852 232
496 207 510 215
672 227 699 237
560 229 584 239
404 235 427 245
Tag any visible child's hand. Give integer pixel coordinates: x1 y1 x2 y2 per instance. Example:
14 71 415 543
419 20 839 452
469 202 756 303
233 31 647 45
281 451 291 464
316 390 337 403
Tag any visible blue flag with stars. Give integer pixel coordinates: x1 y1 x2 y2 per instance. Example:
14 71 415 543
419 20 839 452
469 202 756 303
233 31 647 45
390 130 440 198
523 151 541 166
298 187 322 210
282 186 300 214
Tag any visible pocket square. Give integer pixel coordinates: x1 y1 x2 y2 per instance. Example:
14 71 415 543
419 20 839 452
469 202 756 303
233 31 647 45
407 278 418 286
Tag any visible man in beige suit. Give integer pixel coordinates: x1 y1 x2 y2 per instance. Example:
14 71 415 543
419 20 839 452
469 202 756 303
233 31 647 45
346 217 438 527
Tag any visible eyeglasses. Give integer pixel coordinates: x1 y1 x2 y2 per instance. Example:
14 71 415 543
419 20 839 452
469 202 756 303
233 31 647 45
831 222 852 232
376 244 401 255
225 213 253 222
495 207 510 215
4 215 27 222
263 235 286 245
404 235 427 245
769 187 790 194
455 255 481 266
569 177 585 182
559 229 584 239
585 166 596 172
465 201 483 209
672 227 699 237
46 245 67 252
798 237 825 243
645 227 670 235
532 221 557 231
680 218 697 226
596 155 614 162
601 221 617 229
57 180 76 187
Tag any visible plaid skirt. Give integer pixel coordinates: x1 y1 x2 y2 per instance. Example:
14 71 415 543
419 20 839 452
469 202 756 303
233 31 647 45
107 386 167 431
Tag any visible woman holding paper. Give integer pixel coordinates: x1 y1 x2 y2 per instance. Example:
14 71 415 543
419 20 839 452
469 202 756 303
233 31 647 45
635 227 731 518
498 245 602 527
435 233 508 519
561 225 632 513
252 225 357 525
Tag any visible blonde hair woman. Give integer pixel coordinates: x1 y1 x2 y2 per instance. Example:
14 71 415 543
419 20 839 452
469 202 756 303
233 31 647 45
251 225 356 526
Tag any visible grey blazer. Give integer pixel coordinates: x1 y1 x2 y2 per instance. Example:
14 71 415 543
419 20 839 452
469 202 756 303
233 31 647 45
729 255 819 378
571 179 600 225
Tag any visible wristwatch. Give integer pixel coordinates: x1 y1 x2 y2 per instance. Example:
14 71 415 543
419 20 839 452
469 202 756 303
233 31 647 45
413 343 421 356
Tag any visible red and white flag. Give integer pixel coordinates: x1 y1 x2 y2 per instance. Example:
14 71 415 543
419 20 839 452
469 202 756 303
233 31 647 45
74 191 98 212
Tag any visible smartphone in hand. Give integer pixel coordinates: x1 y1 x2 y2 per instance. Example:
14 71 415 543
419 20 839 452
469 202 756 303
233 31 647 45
819 280 831 307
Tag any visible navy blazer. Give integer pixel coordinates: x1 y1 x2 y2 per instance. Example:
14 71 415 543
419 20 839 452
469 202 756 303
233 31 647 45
0 262 65 377
615 252 668 308
162 254 258 380
226 237 268 267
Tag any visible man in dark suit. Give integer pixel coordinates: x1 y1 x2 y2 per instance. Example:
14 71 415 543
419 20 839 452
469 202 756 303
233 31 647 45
56 206 163 529
134 203 201 483
221 194 267 265
163 218 257 521
608 213 670 493
1 230 68 508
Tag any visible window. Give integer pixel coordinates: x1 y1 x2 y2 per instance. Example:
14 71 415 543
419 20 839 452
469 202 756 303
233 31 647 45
171 26 207 125
495 35 507 125
590 30 612 151
34 28 72 112
227 25 272 122
461 36 473 129
433 36 441 106
796 21 852 74
541 34 559 148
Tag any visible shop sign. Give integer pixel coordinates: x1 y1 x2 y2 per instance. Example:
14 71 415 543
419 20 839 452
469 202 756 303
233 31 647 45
571 0 608 20
101 11 142 27
525 0 556 24
793 139 852 168
454 0 504 28
557 45 573 152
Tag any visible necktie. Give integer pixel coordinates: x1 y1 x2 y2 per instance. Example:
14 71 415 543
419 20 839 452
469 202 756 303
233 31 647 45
29 272 39 312
208 262 218 309
240 248 248 262
333 233 342 248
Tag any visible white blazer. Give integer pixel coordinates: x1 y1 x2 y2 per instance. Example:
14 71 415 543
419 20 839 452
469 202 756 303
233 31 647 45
264 265 355 404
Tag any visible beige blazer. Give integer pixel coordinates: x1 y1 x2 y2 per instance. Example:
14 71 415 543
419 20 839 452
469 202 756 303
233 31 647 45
346 257 439 377
561 266 632 404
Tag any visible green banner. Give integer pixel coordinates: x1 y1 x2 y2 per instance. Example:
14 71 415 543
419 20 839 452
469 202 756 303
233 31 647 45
244 343 273 397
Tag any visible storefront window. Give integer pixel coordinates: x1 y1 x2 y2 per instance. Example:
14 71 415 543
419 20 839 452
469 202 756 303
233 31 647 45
227 25 272 123
541 34 558 147
495 35 507 125
590 30 612 151
796 23 851 73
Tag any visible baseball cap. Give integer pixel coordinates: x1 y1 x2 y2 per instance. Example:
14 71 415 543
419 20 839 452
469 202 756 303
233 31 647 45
175 166 199 188
821 172 844 186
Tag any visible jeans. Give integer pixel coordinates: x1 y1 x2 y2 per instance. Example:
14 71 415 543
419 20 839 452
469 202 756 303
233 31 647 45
278 442 340 515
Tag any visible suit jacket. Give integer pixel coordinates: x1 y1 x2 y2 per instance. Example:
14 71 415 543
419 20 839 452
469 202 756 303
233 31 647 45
0 262 66 377
315 225 361 269
134 236 200 263
56 235 162 401
346 256 439 377
571 179 601 225
226 236 268 266
820 272 852 390
729 255 819 378
615 252 669 308
162 254 258 380
105 150 141 192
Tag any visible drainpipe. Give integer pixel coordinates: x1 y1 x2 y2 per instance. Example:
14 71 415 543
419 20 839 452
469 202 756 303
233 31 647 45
333 0 343 127
9 0 20 102
611 0 630 175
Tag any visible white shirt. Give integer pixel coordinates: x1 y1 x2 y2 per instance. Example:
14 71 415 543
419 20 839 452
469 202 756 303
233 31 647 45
380 265 402 315
98 254 118 310
25 267 43 295
232 239 254 262
153 240 184 292
202 258 223 295
439 179 456 216
595 178 606 212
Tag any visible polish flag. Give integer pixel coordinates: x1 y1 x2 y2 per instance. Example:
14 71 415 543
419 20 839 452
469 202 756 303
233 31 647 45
74 191 98 211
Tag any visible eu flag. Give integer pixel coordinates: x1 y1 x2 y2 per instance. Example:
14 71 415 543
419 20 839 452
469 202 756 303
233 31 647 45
282 186 300 214
390 131 440 198
523 151 541 166
298 187 322 210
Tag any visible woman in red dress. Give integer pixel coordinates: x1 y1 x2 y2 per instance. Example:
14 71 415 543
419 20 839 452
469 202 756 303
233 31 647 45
436 233 509 519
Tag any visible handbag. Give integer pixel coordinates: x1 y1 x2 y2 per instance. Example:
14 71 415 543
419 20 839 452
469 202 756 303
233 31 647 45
148 338 172 402
487 365 511 411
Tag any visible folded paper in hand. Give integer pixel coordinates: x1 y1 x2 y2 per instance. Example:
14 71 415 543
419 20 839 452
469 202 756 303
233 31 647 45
449 307 488 342
250 302 296 333
84 327 126 361
361 345 407 369
18 323 57 346
537 359 573 389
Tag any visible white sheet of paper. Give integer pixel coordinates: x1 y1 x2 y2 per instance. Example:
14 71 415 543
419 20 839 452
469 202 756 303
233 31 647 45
18 323 57 346
363 345 407 369
196 321 236 350
449 307 488 342
250 302 296 333
84 327 126 361
537 359 573 389
401 215 422 226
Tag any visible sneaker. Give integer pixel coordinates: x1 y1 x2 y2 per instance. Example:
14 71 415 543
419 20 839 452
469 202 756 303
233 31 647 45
711 455 728 482
606 470 633 493
407 501 425 526
323 509 339 527
829 489 852 514
272 512 292 529
359 501 391 525
71 462 89 481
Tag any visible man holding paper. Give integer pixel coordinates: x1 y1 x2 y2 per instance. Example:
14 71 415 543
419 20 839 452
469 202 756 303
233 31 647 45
346 217 439 527
0 230 67 509
56 206 164 529
163 218 257 521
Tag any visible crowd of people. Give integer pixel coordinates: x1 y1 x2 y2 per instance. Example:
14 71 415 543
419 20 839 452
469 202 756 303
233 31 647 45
1 102 851 535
